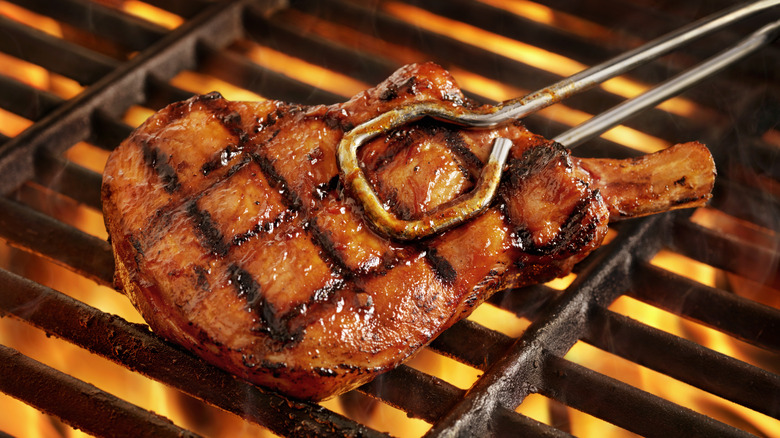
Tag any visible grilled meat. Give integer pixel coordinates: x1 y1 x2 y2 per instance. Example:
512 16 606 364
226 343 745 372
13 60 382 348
102 62 715 400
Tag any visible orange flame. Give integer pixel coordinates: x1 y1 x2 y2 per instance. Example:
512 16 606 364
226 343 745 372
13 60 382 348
1 1 776 437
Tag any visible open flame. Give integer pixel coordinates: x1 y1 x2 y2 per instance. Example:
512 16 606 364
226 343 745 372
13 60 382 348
0 1 777 437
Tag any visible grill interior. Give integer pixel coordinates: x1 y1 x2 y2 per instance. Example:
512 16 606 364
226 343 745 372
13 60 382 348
0 0 779 436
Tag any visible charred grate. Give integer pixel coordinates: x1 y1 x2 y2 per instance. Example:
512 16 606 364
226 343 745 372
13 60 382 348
0 0 778 436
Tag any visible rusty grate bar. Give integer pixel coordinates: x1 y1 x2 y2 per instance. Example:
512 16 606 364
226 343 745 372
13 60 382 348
0 267 385 437
0 344 200 438
0 197 113 286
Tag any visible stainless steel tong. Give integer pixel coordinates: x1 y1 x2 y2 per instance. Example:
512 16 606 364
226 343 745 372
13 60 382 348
338 0 780 241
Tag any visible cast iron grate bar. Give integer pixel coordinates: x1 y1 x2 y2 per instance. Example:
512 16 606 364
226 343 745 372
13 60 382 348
424 215 669 436
0 197 113 286
711 179 780 227
0 344 201 438
290 0 571 93
359 365 464 424
0 75 64 122
5 0 169 52
0 0 248 195
396 0 760 116
243 5 399 87
145 75 197 110
540 355 756 438
671 219 780 289
401 0 619 68
429 318 514 371
284 0 739 150
0 0 777 435
501 264 780 427
33 152 104 211
90 111 137 151
197 40 345 104
633 263 780 352
143 0 215 20
0 267 387 437
0 15 120 85
488 284 562 321
493 406 575 438
585 305 780 419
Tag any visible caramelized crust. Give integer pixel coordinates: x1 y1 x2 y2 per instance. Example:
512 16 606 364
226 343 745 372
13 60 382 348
102 62 715 400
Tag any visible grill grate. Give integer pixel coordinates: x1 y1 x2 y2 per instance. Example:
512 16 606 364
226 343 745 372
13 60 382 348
0 0 779 436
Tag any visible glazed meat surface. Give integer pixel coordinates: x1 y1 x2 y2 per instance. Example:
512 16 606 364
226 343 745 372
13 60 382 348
102 62 715 400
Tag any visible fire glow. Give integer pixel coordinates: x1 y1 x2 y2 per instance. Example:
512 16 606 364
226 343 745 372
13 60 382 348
0 1 778 437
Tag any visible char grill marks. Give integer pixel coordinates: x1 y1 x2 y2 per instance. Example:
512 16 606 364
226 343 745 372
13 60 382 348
103 62 623 400
123 93 347 346
124 90 515 348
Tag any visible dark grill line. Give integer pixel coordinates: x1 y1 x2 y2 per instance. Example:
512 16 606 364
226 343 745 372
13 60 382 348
140 138 181 194
251 151 303 212
230 210 290 247
186 200 229 257
504 142 568 188
307 214 354 277
224 263 296 343
424 246 458 285
443 129 485 177
509 191 603 257
188 97 355 340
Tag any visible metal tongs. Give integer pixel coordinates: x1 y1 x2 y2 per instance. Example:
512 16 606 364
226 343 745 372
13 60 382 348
338 0 780 240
